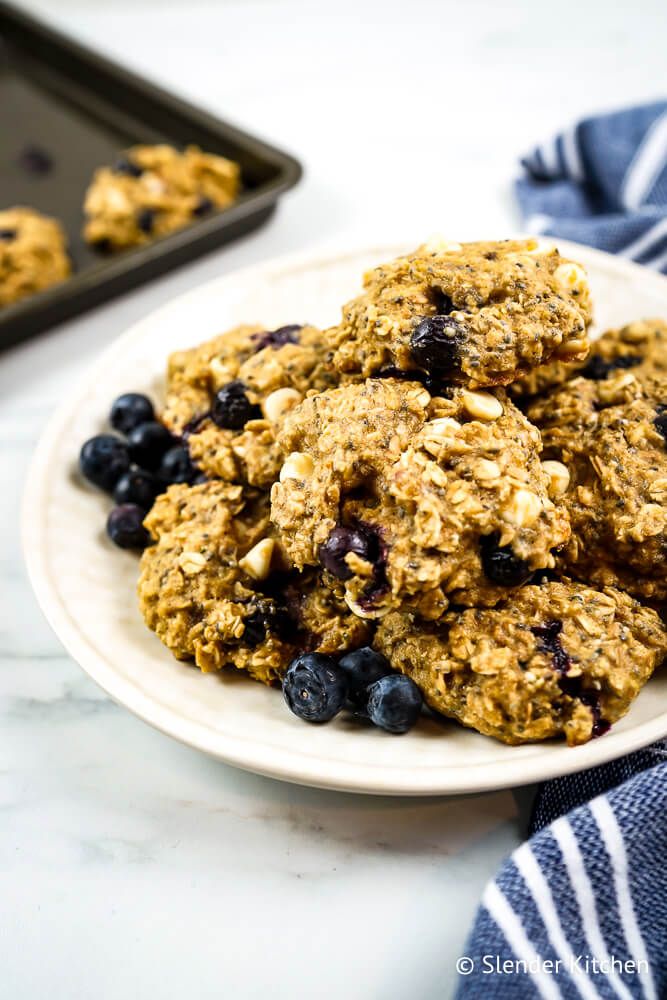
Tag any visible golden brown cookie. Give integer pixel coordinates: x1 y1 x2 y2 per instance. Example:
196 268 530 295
83 144 239 249
527 369 667 599
375 579 667 745
0 206 70 307
161 323 338 488
512 317 667 398
271 377 570 619
138 480 370 685
329 238 592 389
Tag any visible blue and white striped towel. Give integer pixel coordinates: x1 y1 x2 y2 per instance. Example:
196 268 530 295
516 101 667 272
457 103 667 998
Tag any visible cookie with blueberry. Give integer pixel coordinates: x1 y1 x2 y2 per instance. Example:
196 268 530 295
138 480 370 685
527 368 667 599
270 376 570 619
328 238 591 389
374 579 667 745
0 206 70 307
511 317 667 398
161 322 339 488
82 144 240 250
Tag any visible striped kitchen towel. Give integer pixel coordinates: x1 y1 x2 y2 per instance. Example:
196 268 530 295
515 101 667 271
456 103 667 998
455 744 667 998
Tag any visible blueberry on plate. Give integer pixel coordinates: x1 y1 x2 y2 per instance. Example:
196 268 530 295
79 434 131 492
338 646 392 706
480 533 532 587
127 421 174 470
110 392 155 435
158 445 197 485
106 504 150 549
318 524 379 580
211 380 260 430
367 675 423 734
112 468 160 510
283 653 348 723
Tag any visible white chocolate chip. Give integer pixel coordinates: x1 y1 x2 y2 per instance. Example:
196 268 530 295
279 451 314 482
239 538 275 580
104 186 132 213
554 261 588 294
344 594 391 620
422 235 462 254
525 239 556 255
141 172 167 195
541 460 571 498
262 387 303 424
505 488 543 528
178 551 208 575
475 459 502 481
461 390 504 421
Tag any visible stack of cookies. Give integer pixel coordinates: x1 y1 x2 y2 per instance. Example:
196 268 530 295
137 238 667 746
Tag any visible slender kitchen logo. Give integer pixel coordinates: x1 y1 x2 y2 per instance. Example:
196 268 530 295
456 955 649 976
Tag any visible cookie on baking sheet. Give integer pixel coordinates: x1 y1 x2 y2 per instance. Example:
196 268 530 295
374 579 667 746
270 377 570 620
83 144 239 250
0 206 70 307
329 238 592 389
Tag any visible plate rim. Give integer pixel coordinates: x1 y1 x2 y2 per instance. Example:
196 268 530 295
22 237 667 796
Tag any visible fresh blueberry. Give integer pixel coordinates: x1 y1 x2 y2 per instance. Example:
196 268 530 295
18 144 53 175
127 421 174 470
158 445 197 485
0 228 17 241
283 653 348 723
252 325 302 351
318 525 379 580
106 504 150 549
136 208 155 234
582 354 641 380
211 381 260 430
366 674 423 734
192 196 214 216
410 315 464 374
79 434 131 492
113 157 144 178
110 392 155 435
338 646 392 706
112 468 160 510
480 533 532 587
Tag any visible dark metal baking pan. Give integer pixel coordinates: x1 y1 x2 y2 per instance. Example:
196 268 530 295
0 2 302 350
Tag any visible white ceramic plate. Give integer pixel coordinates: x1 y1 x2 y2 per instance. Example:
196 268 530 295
23 240 667 795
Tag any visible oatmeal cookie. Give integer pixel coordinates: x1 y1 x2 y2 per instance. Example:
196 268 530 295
329 238 591 389
138 480 370 684
375 580 667 745
528 369 667 599
512 317 667 398
0 206 70 307
271 377 570 619
161 323 338 487
83 144 240 250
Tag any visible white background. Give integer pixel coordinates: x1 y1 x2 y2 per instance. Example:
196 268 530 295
2 1 667 998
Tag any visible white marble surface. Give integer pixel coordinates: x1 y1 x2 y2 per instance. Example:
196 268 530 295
2 0 666 996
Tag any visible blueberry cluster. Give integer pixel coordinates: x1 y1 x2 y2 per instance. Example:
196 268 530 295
282 647 423 734
79 392 197 549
